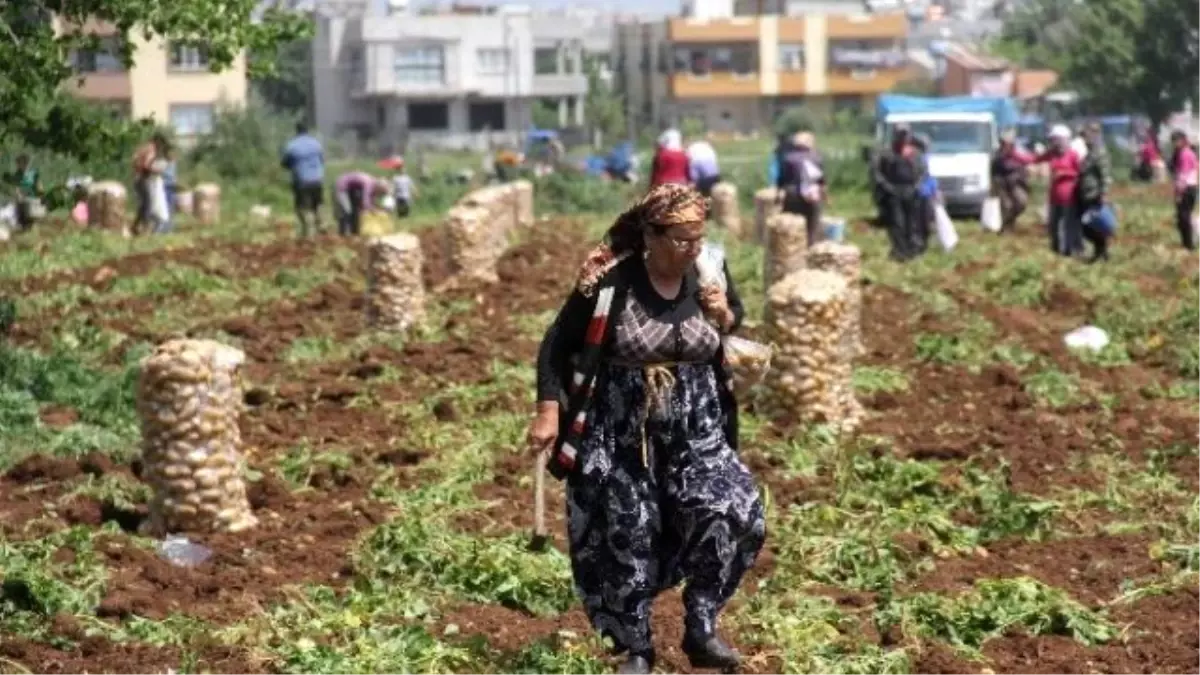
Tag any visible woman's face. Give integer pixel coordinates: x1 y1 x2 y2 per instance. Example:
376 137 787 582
645 219 705 277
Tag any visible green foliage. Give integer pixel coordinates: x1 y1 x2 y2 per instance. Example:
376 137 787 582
993 0 1198 125
251 37 313 116
0 2 310 157
187 101 300 184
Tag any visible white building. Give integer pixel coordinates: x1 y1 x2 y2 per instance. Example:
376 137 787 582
311 2 614 152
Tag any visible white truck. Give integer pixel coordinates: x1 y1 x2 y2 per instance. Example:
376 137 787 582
873 94 1018 218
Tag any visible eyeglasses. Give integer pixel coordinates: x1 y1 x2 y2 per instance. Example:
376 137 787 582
659 232 704 251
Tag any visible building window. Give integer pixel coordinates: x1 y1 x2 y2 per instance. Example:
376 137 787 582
468 101 506 131
169 104 215 136
534 47 558 75
70 37 124 73
168 43 210 72
779 43 804 71
730 46 755 76
673 45 756 76
408 102 448 130
394 46 444 84
477 48 509 75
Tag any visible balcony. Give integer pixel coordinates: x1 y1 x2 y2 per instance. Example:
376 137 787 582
532 73 588 97
825 12 908 40
824 68 907 94
668 17 759 43
670 72 761 98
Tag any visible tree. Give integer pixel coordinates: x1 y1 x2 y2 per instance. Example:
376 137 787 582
251 36 313 117
993 0 1198 129
0 1 310 157
582 58 625 145
1060 0 1198 128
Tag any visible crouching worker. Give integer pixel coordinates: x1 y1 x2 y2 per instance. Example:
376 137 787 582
1077 123 1113 263
527 183 766 675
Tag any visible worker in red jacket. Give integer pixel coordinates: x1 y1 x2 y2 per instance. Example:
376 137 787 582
649 129 690 187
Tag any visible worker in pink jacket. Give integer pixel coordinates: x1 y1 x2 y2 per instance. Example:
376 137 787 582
1029 125 1083 256
1170 130 1198 250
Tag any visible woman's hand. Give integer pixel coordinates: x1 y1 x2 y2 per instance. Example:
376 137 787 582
699 284 735 332
527 402 559 456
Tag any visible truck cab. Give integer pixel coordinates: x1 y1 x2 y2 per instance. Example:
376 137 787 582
877 111 996 218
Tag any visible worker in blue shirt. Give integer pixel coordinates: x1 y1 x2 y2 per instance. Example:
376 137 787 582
281 122 326 237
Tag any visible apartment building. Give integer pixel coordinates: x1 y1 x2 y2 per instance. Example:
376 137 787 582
58 19 248 139
311 3 613 151
616 8 910 134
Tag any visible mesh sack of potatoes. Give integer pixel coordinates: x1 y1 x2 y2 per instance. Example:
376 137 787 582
366 233 426 332
87 181 128 235
806 241 863 359
458 185 519 236
723 335 774 398
137 339 257 535
193 183 222 225
174 190 194 216
763 269 848 425
443 203 505 283
763 212 809 323
512 180 534 228
710 182 742 237
753 187 782 244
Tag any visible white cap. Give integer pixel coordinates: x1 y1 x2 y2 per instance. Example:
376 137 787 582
1049 124 1071 140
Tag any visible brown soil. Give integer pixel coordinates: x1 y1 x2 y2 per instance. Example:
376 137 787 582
0 634 267 674
908 534 1162 608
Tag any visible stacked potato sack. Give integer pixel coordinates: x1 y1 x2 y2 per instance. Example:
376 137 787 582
175 190 195 216
443 183 526 284
513 179 534 228
87 181 128 235
763 213 808 323
366 233 426 332
764 269 848 426
137 339 257 535
193 183 221 225
710 182 742 236
806 241 865 430
753 187 782 244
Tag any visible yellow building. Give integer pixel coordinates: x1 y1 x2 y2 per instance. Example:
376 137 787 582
57 19 248 139
617 11 910 133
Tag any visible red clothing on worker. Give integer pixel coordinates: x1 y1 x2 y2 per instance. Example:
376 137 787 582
1036 149 1082 206
650 148 690 186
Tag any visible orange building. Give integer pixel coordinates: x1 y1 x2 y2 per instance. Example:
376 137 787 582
616 11 910 133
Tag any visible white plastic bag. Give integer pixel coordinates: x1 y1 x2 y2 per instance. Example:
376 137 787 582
1064 326 1109 353
696 241 727 292
934 204 958 252
980 196 1002 232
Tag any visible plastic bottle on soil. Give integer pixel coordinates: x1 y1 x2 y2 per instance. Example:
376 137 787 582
158 535 213 567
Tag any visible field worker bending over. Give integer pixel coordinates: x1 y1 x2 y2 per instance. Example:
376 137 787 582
991 131 1033 232
332 172 386 237
649 129 689 188
777 131 827 247
528 184 765 675
281 122 326 237
873 125 927 261
685 139 721 197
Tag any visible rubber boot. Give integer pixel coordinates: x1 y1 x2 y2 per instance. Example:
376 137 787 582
683 634 741 672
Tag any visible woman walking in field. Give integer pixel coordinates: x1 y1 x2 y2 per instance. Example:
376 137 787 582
527 184 765 674
1169 130 1199 250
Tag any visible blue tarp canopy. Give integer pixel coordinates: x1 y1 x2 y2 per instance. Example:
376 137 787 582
876 94 1020 130
526 128 558 141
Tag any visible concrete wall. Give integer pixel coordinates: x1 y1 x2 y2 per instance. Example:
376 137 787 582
127 33 247 124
